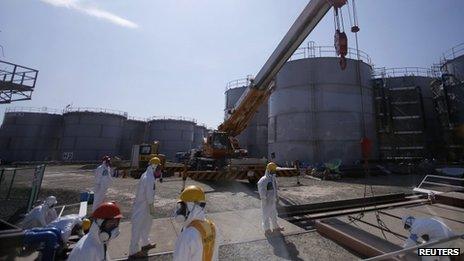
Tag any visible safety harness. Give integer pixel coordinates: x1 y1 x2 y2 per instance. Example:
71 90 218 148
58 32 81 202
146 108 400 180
187 219 216 261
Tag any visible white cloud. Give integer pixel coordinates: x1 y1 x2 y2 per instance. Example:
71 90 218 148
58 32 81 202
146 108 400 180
40 0 138 29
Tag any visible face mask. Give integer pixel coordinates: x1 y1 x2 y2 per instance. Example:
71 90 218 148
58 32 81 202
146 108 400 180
173 201 191 224
98 220 120 243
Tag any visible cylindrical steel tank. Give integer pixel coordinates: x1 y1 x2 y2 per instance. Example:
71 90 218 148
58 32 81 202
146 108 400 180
60 108 126 161
193 125 207 149
442 43 464 81
0 108 62 162
120 118 147 160
225 77 268 158
269 49 376 165
147 118 195 160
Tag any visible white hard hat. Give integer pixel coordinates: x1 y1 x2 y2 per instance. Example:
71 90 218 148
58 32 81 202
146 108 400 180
45 196 57 207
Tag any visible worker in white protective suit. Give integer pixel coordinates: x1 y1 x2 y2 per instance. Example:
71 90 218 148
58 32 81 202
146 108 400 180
92 156 113 212
173 185 219 261
18 196 58 229
402 215 456 261
257 162 284 237
128 157 161 258
45 214 91 243
68 202 122 261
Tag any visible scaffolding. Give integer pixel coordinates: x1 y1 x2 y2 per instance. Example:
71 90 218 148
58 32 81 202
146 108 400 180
430 74 464 161
0 60 38 104
374 78 427 161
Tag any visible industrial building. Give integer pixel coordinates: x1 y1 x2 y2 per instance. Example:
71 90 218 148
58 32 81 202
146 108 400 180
0 107 206 162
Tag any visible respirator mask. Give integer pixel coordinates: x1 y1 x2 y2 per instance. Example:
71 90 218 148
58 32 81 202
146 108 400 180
97 219 120 243
173 201 206 224
174 201 190 224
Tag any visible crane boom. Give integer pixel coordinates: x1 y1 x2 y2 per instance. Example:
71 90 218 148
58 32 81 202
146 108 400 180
218 0 334 137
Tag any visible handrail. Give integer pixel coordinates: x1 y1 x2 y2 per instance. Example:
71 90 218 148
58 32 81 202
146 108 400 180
0 60 38 72
5 106 62 115
441 42 464 61
225 75 254 91
0 60 38 88
127 116 148 122
289 43 373 66
363 234 464 261
63 107 128 118
413 174 464 194
147 115 197 123
373 67 439 79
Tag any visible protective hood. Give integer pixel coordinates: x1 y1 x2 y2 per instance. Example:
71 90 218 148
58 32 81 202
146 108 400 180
45 196 57 208
402 215 415 229
265 170 273 178
88 222 104 244
146 164 156 178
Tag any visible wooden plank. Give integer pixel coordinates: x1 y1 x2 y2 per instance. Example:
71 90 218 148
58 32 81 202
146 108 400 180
316 218 402 257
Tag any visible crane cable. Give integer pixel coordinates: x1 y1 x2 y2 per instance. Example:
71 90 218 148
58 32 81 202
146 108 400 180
345 1 404 241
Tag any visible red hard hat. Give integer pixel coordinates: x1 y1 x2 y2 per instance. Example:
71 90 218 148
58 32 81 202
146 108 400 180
92 202 123 219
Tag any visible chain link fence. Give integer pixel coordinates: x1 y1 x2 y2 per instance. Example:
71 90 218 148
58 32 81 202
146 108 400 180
0 165 45 222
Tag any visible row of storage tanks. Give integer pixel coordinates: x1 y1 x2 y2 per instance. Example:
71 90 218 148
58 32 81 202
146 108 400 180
0 108 208 162
1 43 462 164
225 43 464 165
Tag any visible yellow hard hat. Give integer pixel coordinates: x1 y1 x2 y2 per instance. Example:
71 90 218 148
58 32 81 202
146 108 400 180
180 185 206 203
266 162 277 172
149 157 161 165
82 218 91 232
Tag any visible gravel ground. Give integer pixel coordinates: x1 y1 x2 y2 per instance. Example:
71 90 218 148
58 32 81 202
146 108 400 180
36 165 426 221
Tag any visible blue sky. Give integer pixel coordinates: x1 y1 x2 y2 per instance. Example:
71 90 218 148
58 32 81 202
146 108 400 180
1 0 463 128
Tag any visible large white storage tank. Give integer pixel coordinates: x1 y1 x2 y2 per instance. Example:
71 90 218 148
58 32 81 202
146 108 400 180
268 45 376 165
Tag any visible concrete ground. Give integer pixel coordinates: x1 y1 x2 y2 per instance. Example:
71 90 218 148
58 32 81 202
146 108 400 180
32 164 426 260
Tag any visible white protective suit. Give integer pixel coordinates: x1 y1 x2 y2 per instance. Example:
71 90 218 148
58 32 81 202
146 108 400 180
68 222 110 261
18 198 58 229
129 165 156 255
403 217 455 261
92 162 113 212
257 170 278 231
46 214 82 242
173 205 219 261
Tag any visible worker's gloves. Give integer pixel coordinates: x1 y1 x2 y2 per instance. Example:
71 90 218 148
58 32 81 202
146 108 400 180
149 204 156 217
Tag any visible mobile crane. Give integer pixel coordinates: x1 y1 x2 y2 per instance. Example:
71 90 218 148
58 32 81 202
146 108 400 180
184 0 350 183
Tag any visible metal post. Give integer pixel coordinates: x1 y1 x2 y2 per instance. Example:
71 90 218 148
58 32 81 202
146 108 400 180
0 168 4 195
11 65 16 82
295 161 301 185
181 165 187 192
6 169 17 200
